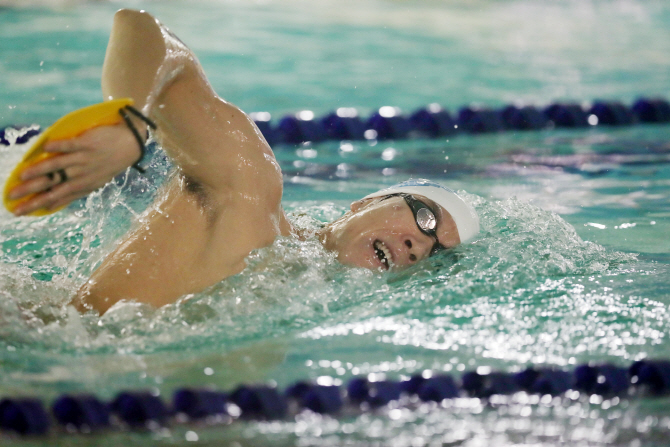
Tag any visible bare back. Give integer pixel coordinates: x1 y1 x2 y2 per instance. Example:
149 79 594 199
75 10 293 313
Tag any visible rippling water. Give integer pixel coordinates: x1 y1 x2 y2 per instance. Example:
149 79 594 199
1 0 670 445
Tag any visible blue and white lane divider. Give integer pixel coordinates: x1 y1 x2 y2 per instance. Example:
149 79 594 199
252 97 670 146
2 97 669 149
1 360 670 436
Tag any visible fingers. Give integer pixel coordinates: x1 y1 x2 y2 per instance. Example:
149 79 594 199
43 123 128 154
10 161 85 200
12 175 92 216
10 124 138 216
43 138 85 153
7 174 60 202
20 153 80 182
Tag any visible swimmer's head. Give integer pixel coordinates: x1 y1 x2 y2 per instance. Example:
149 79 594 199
319 179 479 271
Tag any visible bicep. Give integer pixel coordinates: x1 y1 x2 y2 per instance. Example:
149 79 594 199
150 66 275 191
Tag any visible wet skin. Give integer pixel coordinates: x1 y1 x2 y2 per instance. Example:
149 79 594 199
8 9 463 314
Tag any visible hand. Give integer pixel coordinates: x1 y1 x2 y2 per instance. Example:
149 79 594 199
8 122 143 216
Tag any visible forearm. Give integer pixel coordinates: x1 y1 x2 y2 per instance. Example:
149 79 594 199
100 9 196 171
101 9 196 113
99 9 221 183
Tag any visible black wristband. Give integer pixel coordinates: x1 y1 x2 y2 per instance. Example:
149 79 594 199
119 105 157 174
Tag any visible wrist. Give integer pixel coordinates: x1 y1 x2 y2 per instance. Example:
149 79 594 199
119 105 156 173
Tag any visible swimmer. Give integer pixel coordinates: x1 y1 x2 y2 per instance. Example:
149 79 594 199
6 9 479 314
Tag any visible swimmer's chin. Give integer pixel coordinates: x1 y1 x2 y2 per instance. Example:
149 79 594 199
356 263 404 275
336 256 396 273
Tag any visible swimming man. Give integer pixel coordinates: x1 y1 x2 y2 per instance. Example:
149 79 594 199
7 9 479 314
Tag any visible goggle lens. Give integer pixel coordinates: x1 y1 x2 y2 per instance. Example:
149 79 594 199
381 193 448 257
415 207 436 232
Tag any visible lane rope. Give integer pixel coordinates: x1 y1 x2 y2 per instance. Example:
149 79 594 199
251 97 670 146
1 359 669 436
2 97 669 149
1 97 669 436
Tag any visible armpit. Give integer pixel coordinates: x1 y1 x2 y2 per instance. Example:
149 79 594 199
181 173 217 223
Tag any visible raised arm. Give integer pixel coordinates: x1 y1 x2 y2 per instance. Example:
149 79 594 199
102 9 277 194
10 9 278 214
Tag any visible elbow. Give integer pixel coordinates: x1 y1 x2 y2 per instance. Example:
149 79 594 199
112 9 161 38
114 8 154 24
73 280 111 315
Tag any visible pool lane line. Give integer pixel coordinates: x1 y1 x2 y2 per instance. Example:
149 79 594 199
1 359 669 436
251 97 670 147
2 97 669 149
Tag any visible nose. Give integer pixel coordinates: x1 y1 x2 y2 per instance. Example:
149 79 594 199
403 240 418 262
402 233 434 264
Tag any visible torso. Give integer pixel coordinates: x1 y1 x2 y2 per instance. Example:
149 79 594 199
75 163 292 314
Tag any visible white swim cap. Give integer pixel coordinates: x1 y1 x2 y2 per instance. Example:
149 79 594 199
362 179 480 243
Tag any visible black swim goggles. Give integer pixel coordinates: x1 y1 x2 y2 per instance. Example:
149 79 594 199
385 193 447 257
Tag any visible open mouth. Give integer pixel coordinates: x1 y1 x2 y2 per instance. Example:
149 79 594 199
373 240 392 270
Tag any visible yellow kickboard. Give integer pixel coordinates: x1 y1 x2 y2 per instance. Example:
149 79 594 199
3 98 134 216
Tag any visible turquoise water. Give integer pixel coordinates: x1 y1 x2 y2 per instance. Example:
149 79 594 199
1 0 670 445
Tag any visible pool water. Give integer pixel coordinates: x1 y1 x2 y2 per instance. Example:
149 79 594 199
1 0 670 445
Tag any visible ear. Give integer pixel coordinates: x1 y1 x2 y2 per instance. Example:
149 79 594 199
350 198 373 213
350 200 364 212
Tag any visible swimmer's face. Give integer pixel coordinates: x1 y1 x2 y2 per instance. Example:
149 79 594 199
322 194 460 271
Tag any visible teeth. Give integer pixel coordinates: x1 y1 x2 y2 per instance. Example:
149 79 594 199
373 240 392 270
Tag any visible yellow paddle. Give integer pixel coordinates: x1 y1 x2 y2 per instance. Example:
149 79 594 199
3 98 134 216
